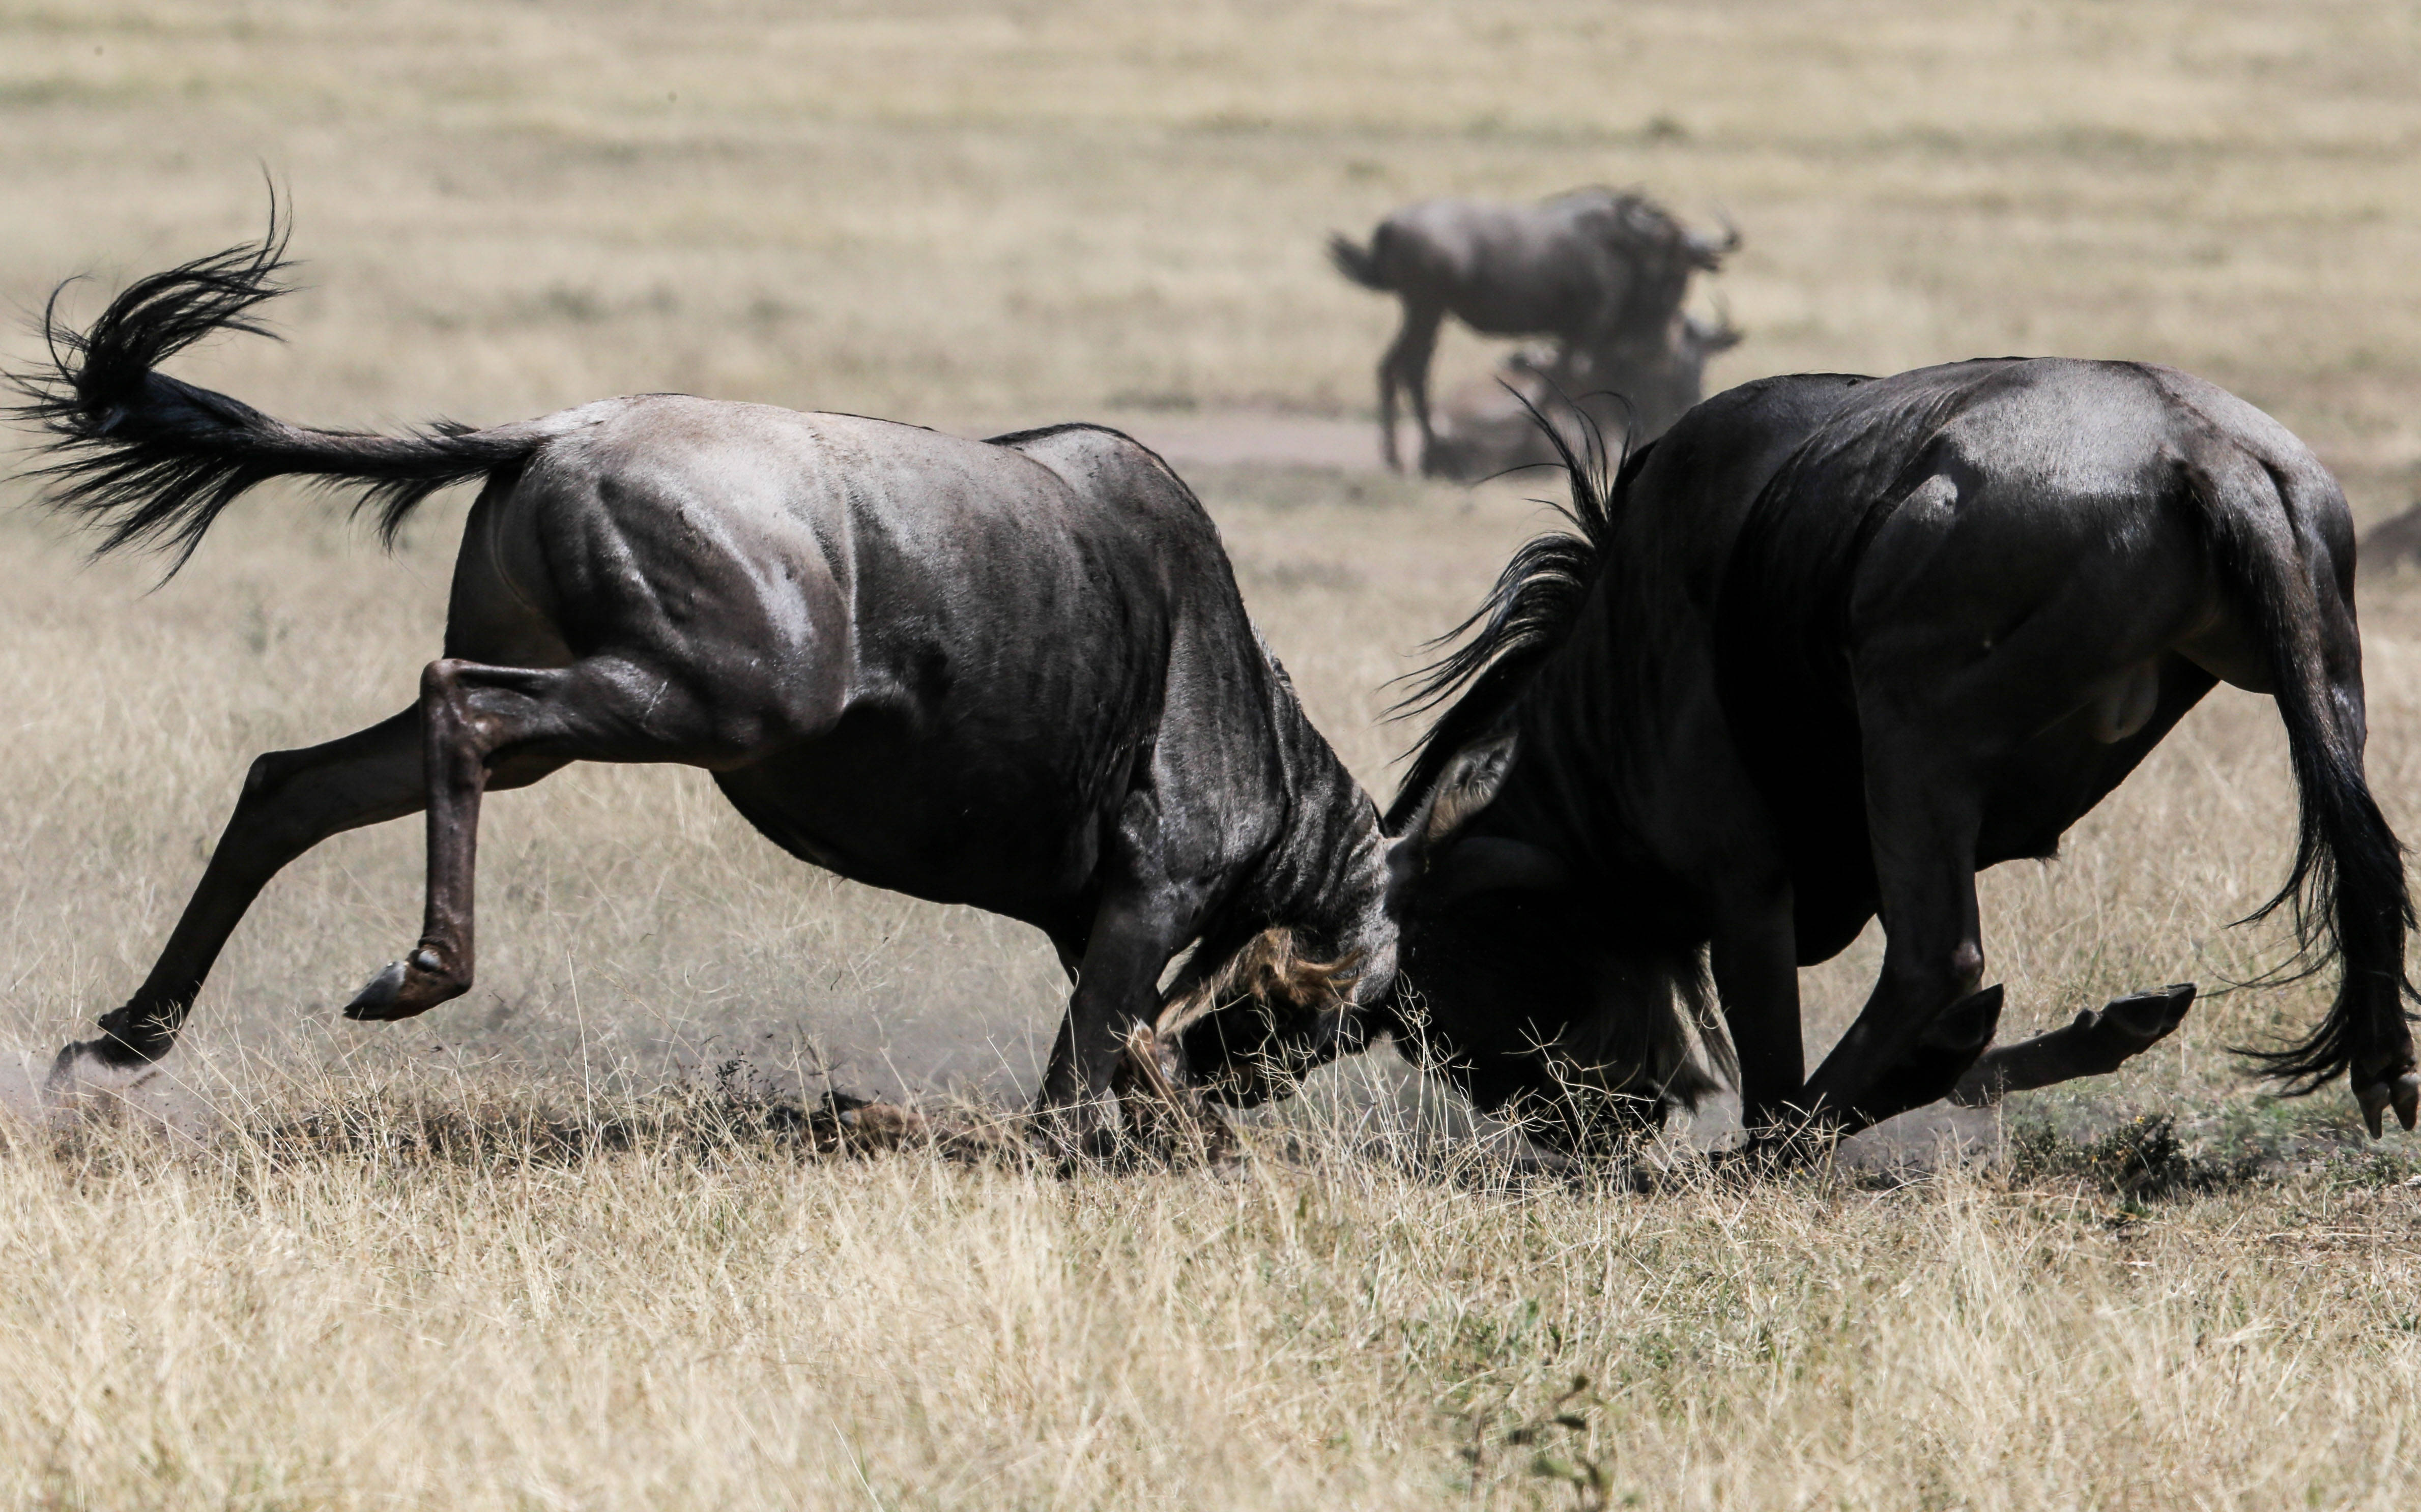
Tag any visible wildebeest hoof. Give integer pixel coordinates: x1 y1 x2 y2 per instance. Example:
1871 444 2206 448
2354 1068 2421 1139
1919 983 2004 1054
1022 1102 1102 1169
44 1037 163 1111
1731 1123 1838 1175
341 954 466 1022
2074 983 2196 1072
72 1005 171 1068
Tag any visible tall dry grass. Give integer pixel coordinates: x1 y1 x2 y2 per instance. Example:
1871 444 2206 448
2 1 2420 1505
5 1079 2420 1510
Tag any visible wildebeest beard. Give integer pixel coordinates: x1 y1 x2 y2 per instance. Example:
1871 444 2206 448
1161 926 1375 1108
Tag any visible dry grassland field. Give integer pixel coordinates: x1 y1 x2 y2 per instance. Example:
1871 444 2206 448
3 2 2421 1506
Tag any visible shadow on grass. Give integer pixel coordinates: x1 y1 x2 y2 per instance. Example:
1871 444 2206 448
2002 1107 2421 1200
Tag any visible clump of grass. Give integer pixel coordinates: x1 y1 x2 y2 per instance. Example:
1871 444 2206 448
2006 1112 2267 1197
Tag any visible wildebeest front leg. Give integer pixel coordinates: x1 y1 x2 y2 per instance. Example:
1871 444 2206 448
342 656 741 1022
1378 301 1443 474
1708 882 1808 1136
1949 983 2197 1107
1037 888 1197 1154
1792 747 2002 1142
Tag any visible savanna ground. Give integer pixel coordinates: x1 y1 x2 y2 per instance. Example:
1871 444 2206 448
3 2 2420 1506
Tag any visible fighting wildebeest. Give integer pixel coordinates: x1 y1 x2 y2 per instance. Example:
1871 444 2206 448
1329 187 1735 474
9 217 1399 1146
1419 309 1744 485
1177 359 2417 1153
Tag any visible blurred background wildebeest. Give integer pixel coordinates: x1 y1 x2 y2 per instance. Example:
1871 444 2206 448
1416 304 1742 484
1329 187 1736 477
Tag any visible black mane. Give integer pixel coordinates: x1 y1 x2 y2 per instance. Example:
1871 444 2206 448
1386 410 1647 832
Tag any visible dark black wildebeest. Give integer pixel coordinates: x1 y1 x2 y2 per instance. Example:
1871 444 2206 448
1330 188 1735 475
10 219 1398 1147
1180 359 2417 1153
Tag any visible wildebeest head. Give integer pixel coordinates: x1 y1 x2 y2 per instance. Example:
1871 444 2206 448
1153 726 1731 1147
1348 422 1735 1151
1368 733 1734 1153
1145 778 1410 1108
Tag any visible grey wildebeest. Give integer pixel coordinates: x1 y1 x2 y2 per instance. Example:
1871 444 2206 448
1329 187 1735 475
1173 359 2417 1154
10 218 1399 1148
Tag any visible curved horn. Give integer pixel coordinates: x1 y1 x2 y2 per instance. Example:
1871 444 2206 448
1685 296 1744 354
1686 209 1740 268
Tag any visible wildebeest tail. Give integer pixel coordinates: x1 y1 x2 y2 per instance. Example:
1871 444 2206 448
1326 230 1388 291
6 211 542 576
2191 447 2416 1094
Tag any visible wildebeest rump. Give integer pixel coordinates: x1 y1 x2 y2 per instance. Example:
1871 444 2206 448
9 217 1400 1141
1329 187 1735 475
1187 359 2417 1151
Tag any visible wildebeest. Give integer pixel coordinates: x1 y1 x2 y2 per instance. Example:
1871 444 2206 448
9 216 1400 1147
1329 188 1736 475
2358 499 2421 580
1418 309 1744 485
1178 359 2417 1153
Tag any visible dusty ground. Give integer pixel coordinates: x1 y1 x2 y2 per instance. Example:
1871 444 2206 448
2 1 2420 1507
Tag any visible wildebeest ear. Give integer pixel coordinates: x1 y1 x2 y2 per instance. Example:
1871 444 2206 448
1385 733 1527 909
1417 733 1518 842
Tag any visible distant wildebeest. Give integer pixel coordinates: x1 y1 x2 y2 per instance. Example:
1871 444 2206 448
1329 187 1736 475
1419 309 1743 485
2357 499 2421 580
11 216 1400 1148
1177 359 2416 1154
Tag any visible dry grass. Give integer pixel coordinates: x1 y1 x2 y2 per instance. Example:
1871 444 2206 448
7 1081 2421 1510
3 1 2421 1506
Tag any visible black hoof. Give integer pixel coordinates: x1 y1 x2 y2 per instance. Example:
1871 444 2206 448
44 1035 163 1106
2353 1068 2421 1140
1731 1120 1842 1175
341 961 411 1021
1920 984 2005 1056
2094 982 2196 1055
340 952 466 1022
56 1006 175 1075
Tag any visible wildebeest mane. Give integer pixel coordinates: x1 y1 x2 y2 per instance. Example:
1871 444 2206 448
1386 402 1650 831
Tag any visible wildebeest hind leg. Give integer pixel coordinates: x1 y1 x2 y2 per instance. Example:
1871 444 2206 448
54 710 438 1073
342 654 775 1024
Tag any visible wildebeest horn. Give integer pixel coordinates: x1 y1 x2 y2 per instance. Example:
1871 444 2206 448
1685 297 1745 354
1153 927 1363 1040
1428 836 1571 900
1686 210 1740 268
